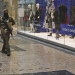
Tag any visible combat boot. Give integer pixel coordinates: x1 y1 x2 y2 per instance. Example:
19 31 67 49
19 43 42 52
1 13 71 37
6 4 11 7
1 45 7 54
7 50 11 56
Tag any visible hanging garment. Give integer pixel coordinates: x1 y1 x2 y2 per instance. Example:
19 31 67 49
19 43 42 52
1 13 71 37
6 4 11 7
58 4 68 24
35 7 42 23
62 14 69 24
48 12 52 28
53 10 61 31
69 6 75 25
43 9 49 29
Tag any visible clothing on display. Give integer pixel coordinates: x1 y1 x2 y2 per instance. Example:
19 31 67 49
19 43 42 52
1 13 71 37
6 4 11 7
46 12 52 28
47 1 55 36
35 8 42 23
43 8 49 29
29 12 34 23
27 4 33 28
70 6 75 25
28 4 32 18
53 10 61 39
58 4 68 24
34 4 42 32
53 10 61 31
29 12 34 32
18 0 75 50
69 6 75 38
46 10 53 36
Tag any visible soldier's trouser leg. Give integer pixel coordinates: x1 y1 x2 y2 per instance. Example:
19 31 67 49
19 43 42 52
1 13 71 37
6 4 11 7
2 37 7 54
6 34 10 56
4 34 10 56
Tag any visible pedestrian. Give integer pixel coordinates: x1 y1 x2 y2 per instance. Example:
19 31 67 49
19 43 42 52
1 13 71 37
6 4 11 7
0 9 15 56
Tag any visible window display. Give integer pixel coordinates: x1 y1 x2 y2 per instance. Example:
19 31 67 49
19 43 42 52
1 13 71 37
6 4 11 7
18 0 36 32
46 1 55 36
18 0 75 49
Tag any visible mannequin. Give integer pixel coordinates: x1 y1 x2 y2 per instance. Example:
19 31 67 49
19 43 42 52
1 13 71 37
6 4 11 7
58 4 68 23
43 0 52 31
43 6 49 30
27 4 32 28
53 10 61 40
35 3 42 22
47 1 55 36
29 12 34 32
28 4 32 16
28 4 34 32
34 3 42 32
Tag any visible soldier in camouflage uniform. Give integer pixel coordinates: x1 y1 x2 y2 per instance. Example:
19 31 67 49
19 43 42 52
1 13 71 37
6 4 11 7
0 9 14 56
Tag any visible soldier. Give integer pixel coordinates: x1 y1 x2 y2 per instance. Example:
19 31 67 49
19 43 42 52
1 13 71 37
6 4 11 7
0 9 15 56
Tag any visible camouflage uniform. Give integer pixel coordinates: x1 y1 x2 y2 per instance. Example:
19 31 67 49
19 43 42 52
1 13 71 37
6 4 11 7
0 17 13 56
0 8 15 56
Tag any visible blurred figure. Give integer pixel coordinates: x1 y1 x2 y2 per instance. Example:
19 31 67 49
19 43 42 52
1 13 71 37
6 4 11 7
0 9 15 56
23 12 28 31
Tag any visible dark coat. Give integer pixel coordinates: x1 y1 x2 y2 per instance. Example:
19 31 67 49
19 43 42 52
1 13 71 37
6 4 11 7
70 6 75 25
53 10 61 30
58 4 67 23
35 8 42 23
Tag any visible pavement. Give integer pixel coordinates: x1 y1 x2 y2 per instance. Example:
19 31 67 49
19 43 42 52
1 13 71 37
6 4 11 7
0 28 75 75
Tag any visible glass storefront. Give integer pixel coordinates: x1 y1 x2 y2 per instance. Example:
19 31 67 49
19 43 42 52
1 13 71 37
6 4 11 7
18 0 36 35
17 0 75 50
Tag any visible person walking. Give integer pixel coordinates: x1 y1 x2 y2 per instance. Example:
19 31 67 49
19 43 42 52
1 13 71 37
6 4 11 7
0 9 15 56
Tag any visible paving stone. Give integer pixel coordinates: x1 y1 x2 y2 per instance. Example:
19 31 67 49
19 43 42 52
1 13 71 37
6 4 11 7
0 35 75 74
